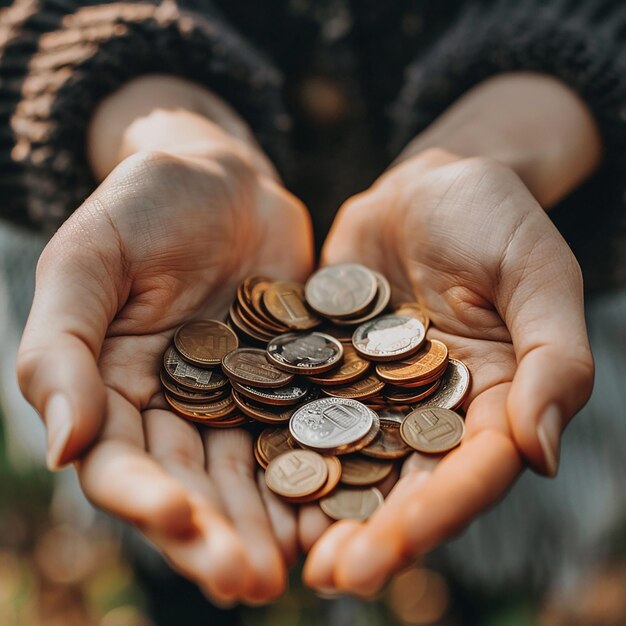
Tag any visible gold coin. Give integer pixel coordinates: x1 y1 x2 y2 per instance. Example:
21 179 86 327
281 456 342 504
394 302 431 332
400 407 465 454
265 450 328 498
322 374 385 401
320 486 384 521
361 418 412 460
339 455 394 486
256 428 299 465
263 281 322 330
376 340 448 385
174 320 239 366
165 392 237 422
307 345 371 386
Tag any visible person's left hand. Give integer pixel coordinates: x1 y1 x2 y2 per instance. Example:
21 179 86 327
301 148 594 596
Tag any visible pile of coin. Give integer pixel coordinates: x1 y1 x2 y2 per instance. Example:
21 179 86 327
160 264 470 521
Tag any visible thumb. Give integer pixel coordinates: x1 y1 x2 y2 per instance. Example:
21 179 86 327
17 214 123 469
499 211 594 476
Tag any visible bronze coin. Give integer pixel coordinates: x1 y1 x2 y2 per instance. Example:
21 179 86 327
231 379 310 406
383 379 441 405
204 413 250 428
361 418 412 460
255 445 269 468
165 392 237 422
394 302 431 332
263 281 322 330
411 358 471 411
222 348 294 388
319 486 384 521
305 263 378 318
339 455 394 486
400 407 465 454
174 320 239 367
266 332 344 375
159 370 228 403
327 271 391 326
307 345 371 386
281 456 343 504
352 315 426 362
376 340 449 385
238 277 288 333
163 345 229 392
232 390 298 423
265 449 328 498
256 428 299 466
322 374 385 401
228 303 275 344
249 279 291 331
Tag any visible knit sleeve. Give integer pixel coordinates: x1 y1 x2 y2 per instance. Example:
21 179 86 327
390 0 626 157
0 1 291 232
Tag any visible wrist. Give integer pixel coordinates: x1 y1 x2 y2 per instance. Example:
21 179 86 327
395 73 602 208
88 74 277 182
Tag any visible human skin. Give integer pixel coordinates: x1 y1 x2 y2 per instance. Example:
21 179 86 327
18 72 599 602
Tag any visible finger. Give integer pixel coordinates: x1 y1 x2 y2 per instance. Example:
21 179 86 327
17 212 122 469
498 214 594 475
77 390 194 537
204 429 287 604
302 520 362 592
298 504 333 553
256 470 299 566
328 386 523 595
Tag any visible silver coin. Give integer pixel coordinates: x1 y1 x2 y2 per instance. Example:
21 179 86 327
266 332 344 374
231 380 310 406
352 315 426 361
289 397 373 450
327 271 391 326
411 358 471 411
305 263 378 318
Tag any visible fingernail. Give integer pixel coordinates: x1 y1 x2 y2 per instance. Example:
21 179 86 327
44 393 73 470
537 404 561 477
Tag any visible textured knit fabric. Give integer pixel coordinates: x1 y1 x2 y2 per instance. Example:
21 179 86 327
1 0 626 289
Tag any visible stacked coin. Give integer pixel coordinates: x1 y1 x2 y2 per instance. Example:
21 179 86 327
160 264 471 522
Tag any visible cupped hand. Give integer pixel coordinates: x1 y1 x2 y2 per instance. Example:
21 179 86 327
17 144 313 604
303 148 594 595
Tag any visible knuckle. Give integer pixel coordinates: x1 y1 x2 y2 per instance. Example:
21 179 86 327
16 346 40 398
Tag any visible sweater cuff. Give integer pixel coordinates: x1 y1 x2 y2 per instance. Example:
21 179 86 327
390 0 626 161
0 1 291 232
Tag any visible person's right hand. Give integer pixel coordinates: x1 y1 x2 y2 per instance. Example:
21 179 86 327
17 139 314 604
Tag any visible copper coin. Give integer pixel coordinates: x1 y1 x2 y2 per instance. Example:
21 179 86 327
163 346 229 392
174 320 239 366
411 358 471 411
265 449 328 498
238 278 288 333
376 340 449 385
159 370 228 403
231 380 310 406
362 418 412 459
255 445 269 468
165 392 237 422
394 302 431 332
383 379 441 405
339 455 394 486
400 407 465 453
352 315 426 362
233 299 281 337
249 279 290 331
305 263 378 318
266 332 344 375
228 303 275 344
281 456 343 504
322 374 385 401
232 390 299 423
327 271 391 326
222 348 294 388
307 345 371 386
256 428 299 466
320 486 383 521
263 281 322 330
204 413 250 428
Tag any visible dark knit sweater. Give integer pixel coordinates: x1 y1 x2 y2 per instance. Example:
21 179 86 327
1 0 625 291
